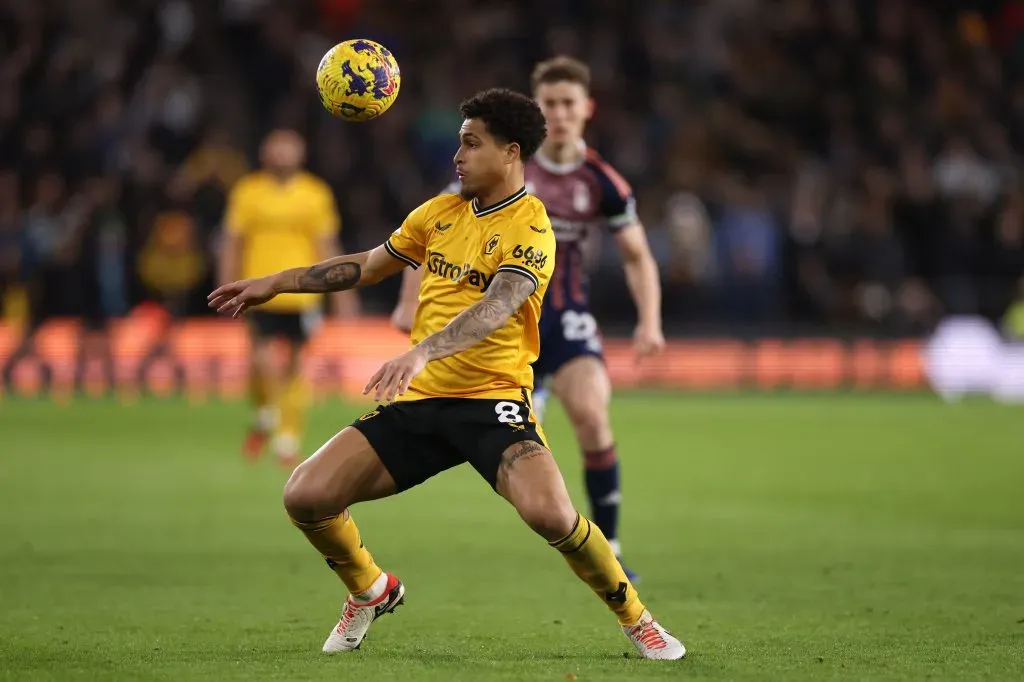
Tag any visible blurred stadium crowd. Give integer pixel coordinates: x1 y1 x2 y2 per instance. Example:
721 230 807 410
2 0 1024 337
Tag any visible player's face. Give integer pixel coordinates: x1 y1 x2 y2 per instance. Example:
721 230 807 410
260 130 306 176
453 118 516 199
534 81 593 145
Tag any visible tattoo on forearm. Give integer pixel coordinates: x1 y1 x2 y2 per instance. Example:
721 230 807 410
295 261 361 293
501 441 548 470
418 271 535 361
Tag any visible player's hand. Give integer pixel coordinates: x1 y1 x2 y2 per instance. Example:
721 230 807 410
208 276 278 318
633 323 665 359
390 302 415 334
364 345 428 403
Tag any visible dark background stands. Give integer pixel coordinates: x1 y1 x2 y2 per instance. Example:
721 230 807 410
2 0 1023 338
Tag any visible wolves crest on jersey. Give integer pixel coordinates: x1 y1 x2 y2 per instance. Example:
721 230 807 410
484 233 500 255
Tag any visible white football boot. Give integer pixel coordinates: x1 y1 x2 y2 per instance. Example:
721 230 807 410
622 610 686 660
272 432 301 469
322 573 405 653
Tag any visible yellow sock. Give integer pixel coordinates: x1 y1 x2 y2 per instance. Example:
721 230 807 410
249 365 276 430
277 373 310 441
290 511 382 594
3 285 28 330
249 365 271 405
550 512 645 626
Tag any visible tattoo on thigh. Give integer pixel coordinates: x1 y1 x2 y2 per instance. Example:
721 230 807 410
501 441 548 470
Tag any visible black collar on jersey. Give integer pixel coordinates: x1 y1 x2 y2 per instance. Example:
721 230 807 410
472 186 527 218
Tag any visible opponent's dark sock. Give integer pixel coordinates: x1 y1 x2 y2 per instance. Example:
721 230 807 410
584 445 620 552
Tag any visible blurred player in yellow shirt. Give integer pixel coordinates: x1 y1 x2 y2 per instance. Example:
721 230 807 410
219 130 356 466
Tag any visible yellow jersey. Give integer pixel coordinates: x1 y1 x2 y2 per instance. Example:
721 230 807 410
225 171 339 312
386 187 556 401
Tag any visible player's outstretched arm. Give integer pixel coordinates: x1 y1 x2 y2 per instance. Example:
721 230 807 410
363 271 536 402
208 245 407 318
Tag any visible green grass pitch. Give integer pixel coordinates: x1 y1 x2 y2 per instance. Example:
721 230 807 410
1 393 1022 681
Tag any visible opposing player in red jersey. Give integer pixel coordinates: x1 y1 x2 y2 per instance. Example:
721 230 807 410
393 57 664 582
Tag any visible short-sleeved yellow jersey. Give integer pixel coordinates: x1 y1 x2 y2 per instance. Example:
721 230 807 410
386 186 556 401
225 171 339 312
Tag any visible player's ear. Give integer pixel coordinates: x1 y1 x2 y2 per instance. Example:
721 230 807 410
505 142 521 164
585 96 596 121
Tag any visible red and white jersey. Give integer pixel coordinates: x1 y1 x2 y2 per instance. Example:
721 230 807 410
438 142 637 308
525 140 637 244
525 141 637 309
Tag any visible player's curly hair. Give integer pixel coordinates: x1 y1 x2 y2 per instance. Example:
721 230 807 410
459 88 547 162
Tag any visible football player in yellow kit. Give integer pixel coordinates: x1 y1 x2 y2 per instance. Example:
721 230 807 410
220 130 356 466
209 89 684 660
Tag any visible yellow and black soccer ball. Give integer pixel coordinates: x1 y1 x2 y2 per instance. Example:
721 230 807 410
316 39 401 122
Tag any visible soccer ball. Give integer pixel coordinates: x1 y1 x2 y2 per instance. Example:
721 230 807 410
316 39 401 122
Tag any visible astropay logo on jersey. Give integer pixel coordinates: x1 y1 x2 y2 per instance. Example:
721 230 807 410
426 250 494 291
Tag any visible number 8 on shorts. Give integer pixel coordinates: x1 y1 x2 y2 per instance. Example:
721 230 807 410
495 401 524 424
